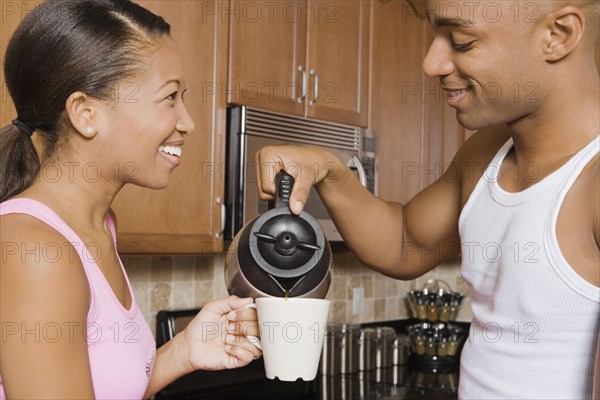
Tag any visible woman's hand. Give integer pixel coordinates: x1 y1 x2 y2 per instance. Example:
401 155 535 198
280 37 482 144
177 296 261 371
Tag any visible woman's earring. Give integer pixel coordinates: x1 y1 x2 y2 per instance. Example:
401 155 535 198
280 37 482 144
86 127 95 135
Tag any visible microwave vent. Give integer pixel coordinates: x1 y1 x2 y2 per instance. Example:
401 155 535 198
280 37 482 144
243 107 360 151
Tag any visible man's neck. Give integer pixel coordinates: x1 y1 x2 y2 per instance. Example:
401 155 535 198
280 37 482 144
508 71 599 166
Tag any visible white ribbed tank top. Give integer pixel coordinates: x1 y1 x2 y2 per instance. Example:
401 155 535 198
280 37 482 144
458 135 600 399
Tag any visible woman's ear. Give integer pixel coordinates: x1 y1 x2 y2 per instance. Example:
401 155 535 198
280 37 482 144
541 6 585 62
65 91 98 138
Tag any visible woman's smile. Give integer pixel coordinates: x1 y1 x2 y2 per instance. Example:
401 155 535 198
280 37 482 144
158 142 183 167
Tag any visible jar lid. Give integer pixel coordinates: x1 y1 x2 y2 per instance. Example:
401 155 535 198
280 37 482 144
394 333 410 346
341 323 361 333
376 326 396 337
360 328 376 338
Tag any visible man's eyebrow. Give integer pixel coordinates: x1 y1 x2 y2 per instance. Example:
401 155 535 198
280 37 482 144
429 15 476 28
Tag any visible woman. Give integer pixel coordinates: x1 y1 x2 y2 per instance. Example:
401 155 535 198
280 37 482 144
0 0 261 398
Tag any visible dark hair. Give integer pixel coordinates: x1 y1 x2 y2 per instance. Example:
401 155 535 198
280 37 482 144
0 0 170 202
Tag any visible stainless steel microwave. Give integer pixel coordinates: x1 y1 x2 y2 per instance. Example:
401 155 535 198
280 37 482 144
224 105 377 242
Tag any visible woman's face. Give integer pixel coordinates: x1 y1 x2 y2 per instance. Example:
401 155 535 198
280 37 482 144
99 36 195 190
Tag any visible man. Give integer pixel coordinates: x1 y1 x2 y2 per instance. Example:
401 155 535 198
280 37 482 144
255 0 599 398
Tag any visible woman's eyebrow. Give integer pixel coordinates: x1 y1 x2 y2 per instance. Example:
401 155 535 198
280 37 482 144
156 79 180 93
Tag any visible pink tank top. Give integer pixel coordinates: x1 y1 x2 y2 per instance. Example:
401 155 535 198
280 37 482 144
0 198 155 399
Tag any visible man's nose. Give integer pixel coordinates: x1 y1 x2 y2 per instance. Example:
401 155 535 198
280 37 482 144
423 36 455 78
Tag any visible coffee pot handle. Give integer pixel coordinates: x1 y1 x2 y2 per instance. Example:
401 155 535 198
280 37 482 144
269 171 295 210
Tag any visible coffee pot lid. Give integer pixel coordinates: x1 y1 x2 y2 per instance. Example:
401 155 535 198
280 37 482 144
248 172 325 278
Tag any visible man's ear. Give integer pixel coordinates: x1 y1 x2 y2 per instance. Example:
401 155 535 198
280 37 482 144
541 6 585 62
65 91 99 139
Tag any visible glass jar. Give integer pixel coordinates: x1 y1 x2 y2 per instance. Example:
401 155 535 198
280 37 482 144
426 303 438 321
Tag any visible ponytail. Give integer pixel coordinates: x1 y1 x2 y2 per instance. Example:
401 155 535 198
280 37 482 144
0 124 40 202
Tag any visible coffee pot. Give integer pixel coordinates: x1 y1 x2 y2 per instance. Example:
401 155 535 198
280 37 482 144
225 172 331 298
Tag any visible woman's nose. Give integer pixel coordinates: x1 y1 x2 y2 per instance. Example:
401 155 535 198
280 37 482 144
177 103 195 135
422 37 455 78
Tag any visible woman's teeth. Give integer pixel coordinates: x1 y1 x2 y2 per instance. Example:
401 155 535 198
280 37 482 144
159 145 182 157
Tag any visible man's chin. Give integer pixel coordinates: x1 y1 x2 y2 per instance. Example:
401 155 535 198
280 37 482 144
455 112 498 132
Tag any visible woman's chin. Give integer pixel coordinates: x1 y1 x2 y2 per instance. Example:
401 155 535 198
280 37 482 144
127 177 171 190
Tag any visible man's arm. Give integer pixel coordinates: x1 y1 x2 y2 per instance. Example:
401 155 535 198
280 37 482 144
255 127 510 279
255 146 464 280
314 153 462 279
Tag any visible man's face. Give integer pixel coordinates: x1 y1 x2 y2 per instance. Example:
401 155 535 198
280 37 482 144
422 0 548 130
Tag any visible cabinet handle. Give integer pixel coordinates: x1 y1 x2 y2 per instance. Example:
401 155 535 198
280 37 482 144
309 69 319 106
216 196 225 239
297 65 307 103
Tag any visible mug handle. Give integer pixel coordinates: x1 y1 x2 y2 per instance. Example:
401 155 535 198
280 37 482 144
243 303 262 350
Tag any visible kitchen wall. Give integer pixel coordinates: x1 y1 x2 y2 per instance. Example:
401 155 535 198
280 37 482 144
123 248 472 336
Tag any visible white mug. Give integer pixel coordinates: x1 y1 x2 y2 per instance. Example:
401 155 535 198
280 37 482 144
244 297 331 381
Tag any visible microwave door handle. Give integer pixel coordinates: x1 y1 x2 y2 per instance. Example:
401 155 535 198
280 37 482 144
347 155 367 187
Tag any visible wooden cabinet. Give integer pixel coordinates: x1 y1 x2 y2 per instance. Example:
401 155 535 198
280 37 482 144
305 0 369 126
227 0 307 116
110 1 229 254
369 0 466 204
228 0 369 126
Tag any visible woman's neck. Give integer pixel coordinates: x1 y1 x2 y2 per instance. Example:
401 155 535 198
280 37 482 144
19 155 123 233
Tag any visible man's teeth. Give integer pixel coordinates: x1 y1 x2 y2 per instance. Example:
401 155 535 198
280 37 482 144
159 145 182 157
448 89 465 98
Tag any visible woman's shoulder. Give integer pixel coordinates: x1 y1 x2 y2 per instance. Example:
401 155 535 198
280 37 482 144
0 211 90 316
0 211 95 397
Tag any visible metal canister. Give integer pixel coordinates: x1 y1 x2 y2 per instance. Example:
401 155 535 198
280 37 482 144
376 326 396 369
393 334 410 365
319 375 342 400
393 364 409 387
359 370 376 399
340 373 360 399
340 324 361 374
358 328 377 371
320 324 343 375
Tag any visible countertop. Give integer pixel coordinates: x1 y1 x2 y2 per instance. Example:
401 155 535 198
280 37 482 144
157 360 459 400
156 319 467 400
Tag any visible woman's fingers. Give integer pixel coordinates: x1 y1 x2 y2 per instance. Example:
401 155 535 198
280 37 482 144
227 320 259 337
225 335 262 362
203 295 254 316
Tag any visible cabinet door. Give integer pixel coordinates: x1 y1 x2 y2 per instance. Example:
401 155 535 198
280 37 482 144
228 0 307 115
111 0 228 254
306 0 369 127
369 0 465 204
369 0 424 204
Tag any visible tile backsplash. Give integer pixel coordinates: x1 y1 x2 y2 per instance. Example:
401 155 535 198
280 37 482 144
122 247 472 336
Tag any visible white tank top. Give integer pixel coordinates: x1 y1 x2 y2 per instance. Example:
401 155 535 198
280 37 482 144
458 135 600 399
